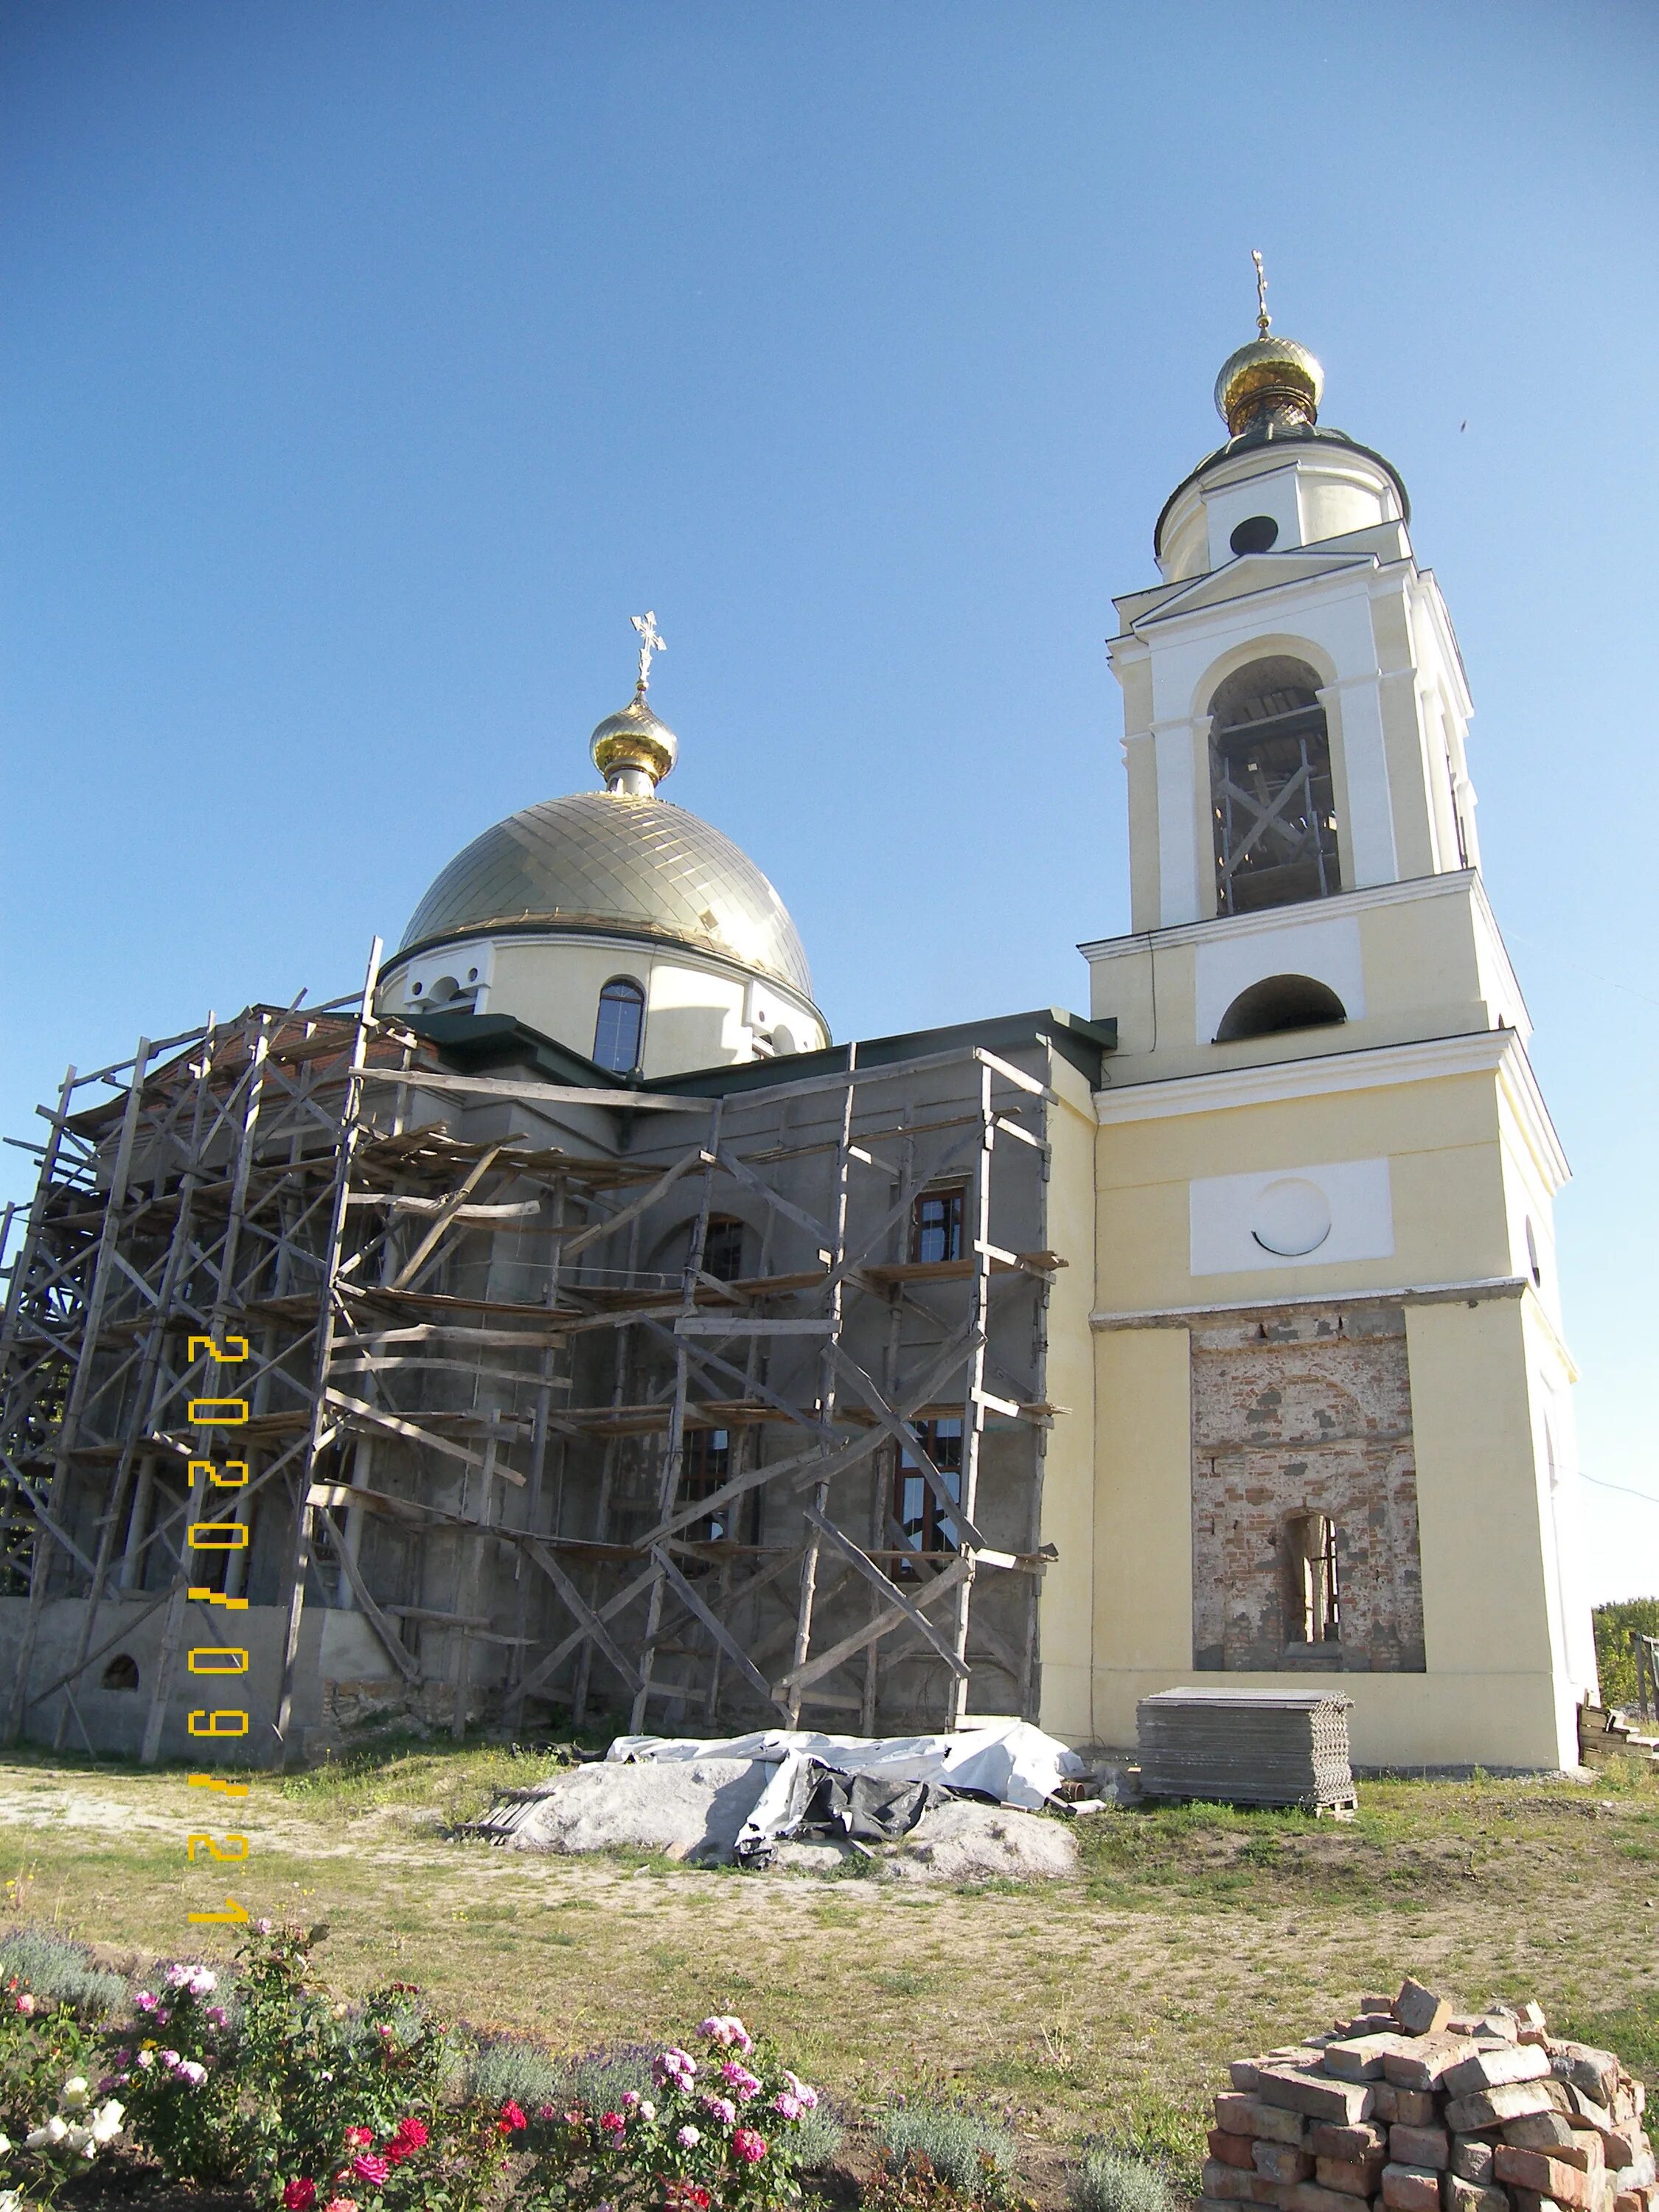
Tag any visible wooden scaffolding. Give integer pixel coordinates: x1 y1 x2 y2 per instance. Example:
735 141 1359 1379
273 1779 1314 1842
0 957 1064 1763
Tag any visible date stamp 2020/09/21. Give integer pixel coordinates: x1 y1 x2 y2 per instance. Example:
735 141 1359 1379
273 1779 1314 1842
181 1334 255 1929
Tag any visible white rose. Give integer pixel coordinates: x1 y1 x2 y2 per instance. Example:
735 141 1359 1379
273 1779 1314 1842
65 2123 93 2154
26 2116 69 2147
60 2076 90 2110
640 2100 656 2121
91 2101 125 2143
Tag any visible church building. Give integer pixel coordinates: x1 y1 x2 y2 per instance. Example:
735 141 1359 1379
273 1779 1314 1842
0 302 1594 1773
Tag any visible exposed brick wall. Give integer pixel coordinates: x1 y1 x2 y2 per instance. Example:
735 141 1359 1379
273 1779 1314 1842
1191 1303 1425 1673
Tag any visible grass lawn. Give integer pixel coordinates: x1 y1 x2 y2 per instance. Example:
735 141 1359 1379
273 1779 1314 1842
4 1738 1659 2191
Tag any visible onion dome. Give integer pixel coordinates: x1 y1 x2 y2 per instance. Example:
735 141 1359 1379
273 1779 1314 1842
1214 333 1324 437
590 688 678 796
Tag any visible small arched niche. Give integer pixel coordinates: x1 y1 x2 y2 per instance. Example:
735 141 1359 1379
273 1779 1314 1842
1208 655 1341 914
1215 973 1348 1043
101 1654 140 1691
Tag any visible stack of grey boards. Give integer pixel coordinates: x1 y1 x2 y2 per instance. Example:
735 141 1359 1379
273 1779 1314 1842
1135 1687 1355 1810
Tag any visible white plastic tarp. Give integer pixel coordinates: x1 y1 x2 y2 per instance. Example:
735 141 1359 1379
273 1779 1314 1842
607 1722 1086 1861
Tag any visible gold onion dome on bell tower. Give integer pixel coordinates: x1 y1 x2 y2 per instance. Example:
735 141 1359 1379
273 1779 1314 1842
1214 251 1324 437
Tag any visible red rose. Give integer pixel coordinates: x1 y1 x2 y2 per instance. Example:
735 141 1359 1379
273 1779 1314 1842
283 2184 318 2211
498 2100 528 2134
343 2127 373 2149
391 2118 429 2150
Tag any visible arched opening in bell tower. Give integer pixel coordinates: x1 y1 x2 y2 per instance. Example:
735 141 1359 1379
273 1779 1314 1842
1208 655 1342 915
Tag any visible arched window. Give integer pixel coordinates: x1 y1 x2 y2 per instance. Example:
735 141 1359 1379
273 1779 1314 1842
101 1654 139 1691
703 1217 746 1283
1208 656 1341 914
592 978 645 1074
1215 973 1347 1043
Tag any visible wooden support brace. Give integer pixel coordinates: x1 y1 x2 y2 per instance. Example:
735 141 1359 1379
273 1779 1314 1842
777 1555 974 1695
647 1545 793 1720
800 1505 970 1678
315 1506 420 1683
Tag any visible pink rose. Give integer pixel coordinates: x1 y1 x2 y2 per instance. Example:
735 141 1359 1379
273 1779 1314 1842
351 2154 390 2185
732 2128 768 2164
701 2096 737 2127
773 2093 804 2120
600 2110 627 2136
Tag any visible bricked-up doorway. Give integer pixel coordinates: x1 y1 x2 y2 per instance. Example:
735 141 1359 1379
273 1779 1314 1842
1190 1304 1425 1672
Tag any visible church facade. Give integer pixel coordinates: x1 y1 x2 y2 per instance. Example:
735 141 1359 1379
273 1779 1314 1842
0 313 1593 1772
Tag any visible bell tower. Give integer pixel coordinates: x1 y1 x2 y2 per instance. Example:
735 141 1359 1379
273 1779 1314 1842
1086 293 1509 1074
1074 277 1596 1775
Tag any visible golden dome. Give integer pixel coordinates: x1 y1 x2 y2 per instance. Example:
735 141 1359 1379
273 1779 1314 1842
397 789 816 1001
1214 333 1324 437
590 690 678 795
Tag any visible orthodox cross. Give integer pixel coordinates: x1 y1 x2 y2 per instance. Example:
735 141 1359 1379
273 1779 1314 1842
630 611 666 695
1252 249 1270 338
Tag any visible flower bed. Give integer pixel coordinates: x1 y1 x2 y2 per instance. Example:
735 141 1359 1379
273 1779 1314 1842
0 1927 837 2211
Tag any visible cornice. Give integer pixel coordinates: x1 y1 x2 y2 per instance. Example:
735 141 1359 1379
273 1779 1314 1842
1079 869 1481 961
1091 1025 1514 1123
1091 1273 1528 1329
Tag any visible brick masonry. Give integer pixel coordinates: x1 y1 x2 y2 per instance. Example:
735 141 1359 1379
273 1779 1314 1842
1191 1302 1426 1673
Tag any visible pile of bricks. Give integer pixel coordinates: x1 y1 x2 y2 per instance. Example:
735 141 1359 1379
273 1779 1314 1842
1202 1978 1657 2212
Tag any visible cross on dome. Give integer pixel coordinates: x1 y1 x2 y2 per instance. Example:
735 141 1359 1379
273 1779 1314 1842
630 611 666 695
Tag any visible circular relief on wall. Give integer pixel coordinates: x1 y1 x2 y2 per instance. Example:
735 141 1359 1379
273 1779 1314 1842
1250 1177 1332 1256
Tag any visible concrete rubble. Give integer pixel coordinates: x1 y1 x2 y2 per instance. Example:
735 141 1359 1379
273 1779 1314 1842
1203 1978 1657 2212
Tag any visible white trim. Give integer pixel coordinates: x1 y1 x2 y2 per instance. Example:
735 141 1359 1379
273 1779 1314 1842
1093 1026 1511 1120
1092 1025 1572 1192
1079 868 1478 961
1128 552 1400 639
1090 1273 1528 1329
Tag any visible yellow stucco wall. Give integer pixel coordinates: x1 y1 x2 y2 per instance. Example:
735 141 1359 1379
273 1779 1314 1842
1073 1055 1579 1771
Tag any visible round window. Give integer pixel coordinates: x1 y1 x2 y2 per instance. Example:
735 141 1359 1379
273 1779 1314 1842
1250 1178 1332 1257
1230 514 1280 556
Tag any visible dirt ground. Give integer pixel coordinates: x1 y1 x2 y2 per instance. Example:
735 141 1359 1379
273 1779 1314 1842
4 1739 1659 2202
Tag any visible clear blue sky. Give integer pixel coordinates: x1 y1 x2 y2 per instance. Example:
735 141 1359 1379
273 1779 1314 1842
4 3 1656 1599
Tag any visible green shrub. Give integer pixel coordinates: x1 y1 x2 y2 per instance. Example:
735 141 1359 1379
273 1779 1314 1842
1070 2146 1178 2212
788 2098 844 2170
1594 1599 1659 1714
880 2100 1018 2195
561 2041 657 2112
0 1928 128 2018
465 2031 565 2116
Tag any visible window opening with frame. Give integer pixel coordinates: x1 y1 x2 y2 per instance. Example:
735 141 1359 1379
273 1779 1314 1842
1209 656 1342 915
680 1426 732 1547
593 978 646 1074
891 1417 964 1574
1287 1511 1341 1644
911 1186 965 1266
702 1216 746 1284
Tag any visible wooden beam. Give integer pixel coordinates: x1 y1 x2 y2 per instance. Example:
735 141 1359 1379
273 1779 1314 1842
800 1505 970 1679
776 1556 973 1694
316 1505 420 1683
648 1545 793 1721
